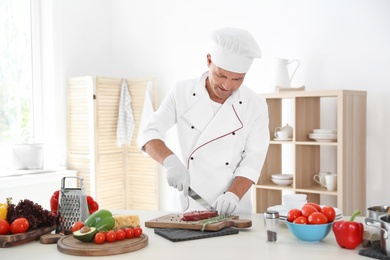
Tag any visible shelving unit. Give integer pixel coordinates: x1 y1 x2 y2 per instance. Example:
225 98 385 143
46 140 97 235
254 90 367 216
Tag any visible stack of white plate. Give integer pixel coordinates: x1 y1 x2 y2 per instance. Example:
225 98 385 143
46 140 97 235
308 129 337 142
271 174 293 186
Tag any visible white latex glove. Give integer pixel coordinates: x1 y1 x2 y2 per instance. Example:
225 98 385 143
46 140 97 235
213 192 240 216
162 154 190 196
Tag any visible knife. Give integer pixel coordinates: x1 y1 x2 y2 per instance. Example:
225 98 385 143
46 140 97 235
188 187 217 211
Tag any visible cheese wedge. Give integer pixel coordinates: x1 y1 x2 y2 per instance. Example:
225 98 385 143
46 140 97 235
113 215 140 228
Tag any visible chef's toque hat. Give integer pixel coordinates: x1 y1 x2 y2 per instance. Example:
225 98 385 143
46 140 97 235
209 27 261 73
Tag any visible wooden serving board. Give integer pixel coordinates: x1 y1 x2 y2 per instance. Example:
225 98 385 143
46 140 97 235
57 234 148 256
0 226 55 248
145 213 252 231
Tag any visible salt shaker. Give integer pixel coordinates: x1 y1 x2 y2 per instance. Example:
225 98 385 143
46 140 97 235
264 210 280 242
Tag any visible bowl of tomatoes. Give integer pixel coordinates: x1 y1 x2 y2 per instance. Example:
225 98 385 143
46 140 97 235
285 202 336 242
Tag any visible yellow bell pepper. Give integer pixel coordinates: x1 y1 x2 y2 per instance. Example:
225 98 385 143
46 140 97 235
0 202 7 220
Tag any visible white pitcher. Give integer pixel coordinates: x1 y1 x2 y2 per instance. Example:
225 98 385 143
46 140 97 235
271 58 300 88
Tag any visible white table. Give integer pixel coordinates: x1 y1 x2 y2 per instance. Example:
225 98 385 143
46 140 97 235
1 210 369 259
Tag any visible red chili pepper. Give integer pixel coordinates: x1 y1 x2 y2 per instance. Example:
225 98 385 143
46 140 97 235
332 210 364 249
50 190 59 215
87 195 99 214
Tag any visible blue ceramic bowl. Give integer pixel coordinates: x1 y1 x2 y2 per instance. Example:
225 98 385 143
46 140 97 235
286 221 333 242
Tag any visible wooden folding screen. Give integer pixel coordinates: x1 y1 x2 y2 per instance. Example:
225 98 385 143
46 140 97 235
67 76 158 210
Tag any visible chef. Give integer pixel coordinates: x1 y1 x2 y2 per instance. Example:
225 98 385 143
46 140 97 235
139 27 270 216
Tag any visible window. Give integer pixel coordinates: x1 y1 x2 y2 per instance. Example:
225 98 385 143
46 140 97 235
0 0 41 170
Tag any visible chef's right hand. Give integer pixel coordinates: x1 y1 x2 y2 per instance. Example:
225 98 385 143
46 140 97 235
163 154 189 197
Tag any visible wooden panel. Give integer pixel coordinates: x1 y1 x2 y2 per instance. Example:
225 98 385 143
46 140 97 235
67 76 158 211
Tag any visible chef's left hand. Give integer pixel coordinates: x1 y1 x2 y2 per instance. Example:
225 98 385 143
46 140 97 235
213 192 239 216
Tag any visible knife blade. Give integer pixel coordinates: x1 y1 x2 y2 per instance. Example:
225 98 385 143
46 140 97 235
188 187 217 211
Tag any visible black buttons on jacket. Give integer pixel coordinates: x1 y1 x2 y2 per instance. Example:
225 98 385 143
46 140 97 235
239 101 242 104
191 126 195 129
193 93 196 96
225 162 229 165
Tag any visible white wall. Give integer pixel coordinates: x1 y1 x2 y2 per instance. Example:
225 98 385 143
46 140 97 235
46 0 390 211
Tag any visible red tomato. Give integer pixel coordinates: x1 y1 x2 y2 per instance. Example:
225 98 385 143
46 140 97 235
305 202 322 212
105 230 117 242
94 232 105 244
293 216 308 224
71 221 85 233
321 206 336 222
10 218 29 234
308 212 328 224
124 227 134 239
133 227 143 237
116 229 126 241
301 204 318 218
287 209 302 222
0 219 10 235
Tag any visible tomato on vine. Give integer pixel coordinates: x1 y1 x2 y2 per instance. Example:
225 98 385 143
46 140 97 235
105 230 117 242
94 232 105 244
124 227 134 239
116 229 126 241
133 227 143 237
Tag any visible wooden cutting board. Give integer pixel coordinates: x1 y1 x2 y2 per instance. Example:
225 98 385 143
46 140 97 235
57 234 148 256
145 213 252 231
0 226 55 248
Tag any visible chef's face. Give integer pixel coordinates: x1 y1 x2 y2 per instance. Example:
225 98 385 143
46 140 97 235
206 54 246 104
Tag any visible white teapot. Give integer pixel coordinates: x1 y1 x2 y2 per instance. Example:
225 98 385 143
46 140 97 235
274 123 293 139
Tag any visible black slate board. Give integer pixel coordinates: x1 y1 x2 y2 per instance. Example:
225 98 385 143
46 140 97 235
359 248 390 260
154 227 239 242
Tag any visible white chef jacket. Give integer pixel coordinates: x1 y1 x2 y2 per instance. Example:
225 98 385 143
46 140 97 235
139 71 270 214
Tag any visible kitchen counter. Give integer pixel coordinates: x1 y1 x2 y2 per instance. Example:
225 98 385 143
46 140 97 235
1 210 370 259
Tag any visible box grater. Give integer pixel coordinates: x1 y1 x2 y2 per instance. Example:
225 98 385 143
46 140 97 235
56 176 90 234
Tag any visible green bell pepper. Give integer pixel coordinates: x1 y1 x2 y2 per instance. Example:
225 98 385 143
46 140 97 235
84 209 115 231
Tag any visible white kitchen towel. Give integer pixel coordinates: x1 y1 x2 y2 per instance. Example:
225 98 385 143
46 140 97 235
137 80 154 149
116 79 135 146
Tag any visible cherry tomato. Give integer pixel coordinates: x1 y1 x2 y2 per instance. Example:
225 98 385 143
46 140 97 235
293 216 308 224
71 221 85 233
301 204 318 218
94 232 105 244
116 229 126 241
308 212 328 224
0 219 10 235
287 209 302 222
10 218 29 234
124 227 134 239
305 202 322 212
105 230 117 242
133 227 143 237
321 206 336 222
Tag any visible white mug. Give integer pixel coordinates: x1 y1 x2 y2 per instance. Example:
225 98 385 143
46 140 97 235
274 130 289 140
313 172 331 187
320 174 337 191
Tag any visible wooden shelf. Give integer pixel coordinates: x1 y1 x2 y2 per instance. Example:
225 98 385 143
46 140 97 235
254 90 367 216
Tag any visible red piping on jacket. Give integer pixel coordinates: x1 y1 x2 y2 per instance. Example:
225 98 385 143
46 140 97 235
186 104 244 168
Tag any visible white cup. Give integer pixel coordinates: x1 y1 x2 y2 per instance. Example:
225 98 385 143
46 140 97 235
320 174 337 191
274 130 289 140
313 172 331 187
